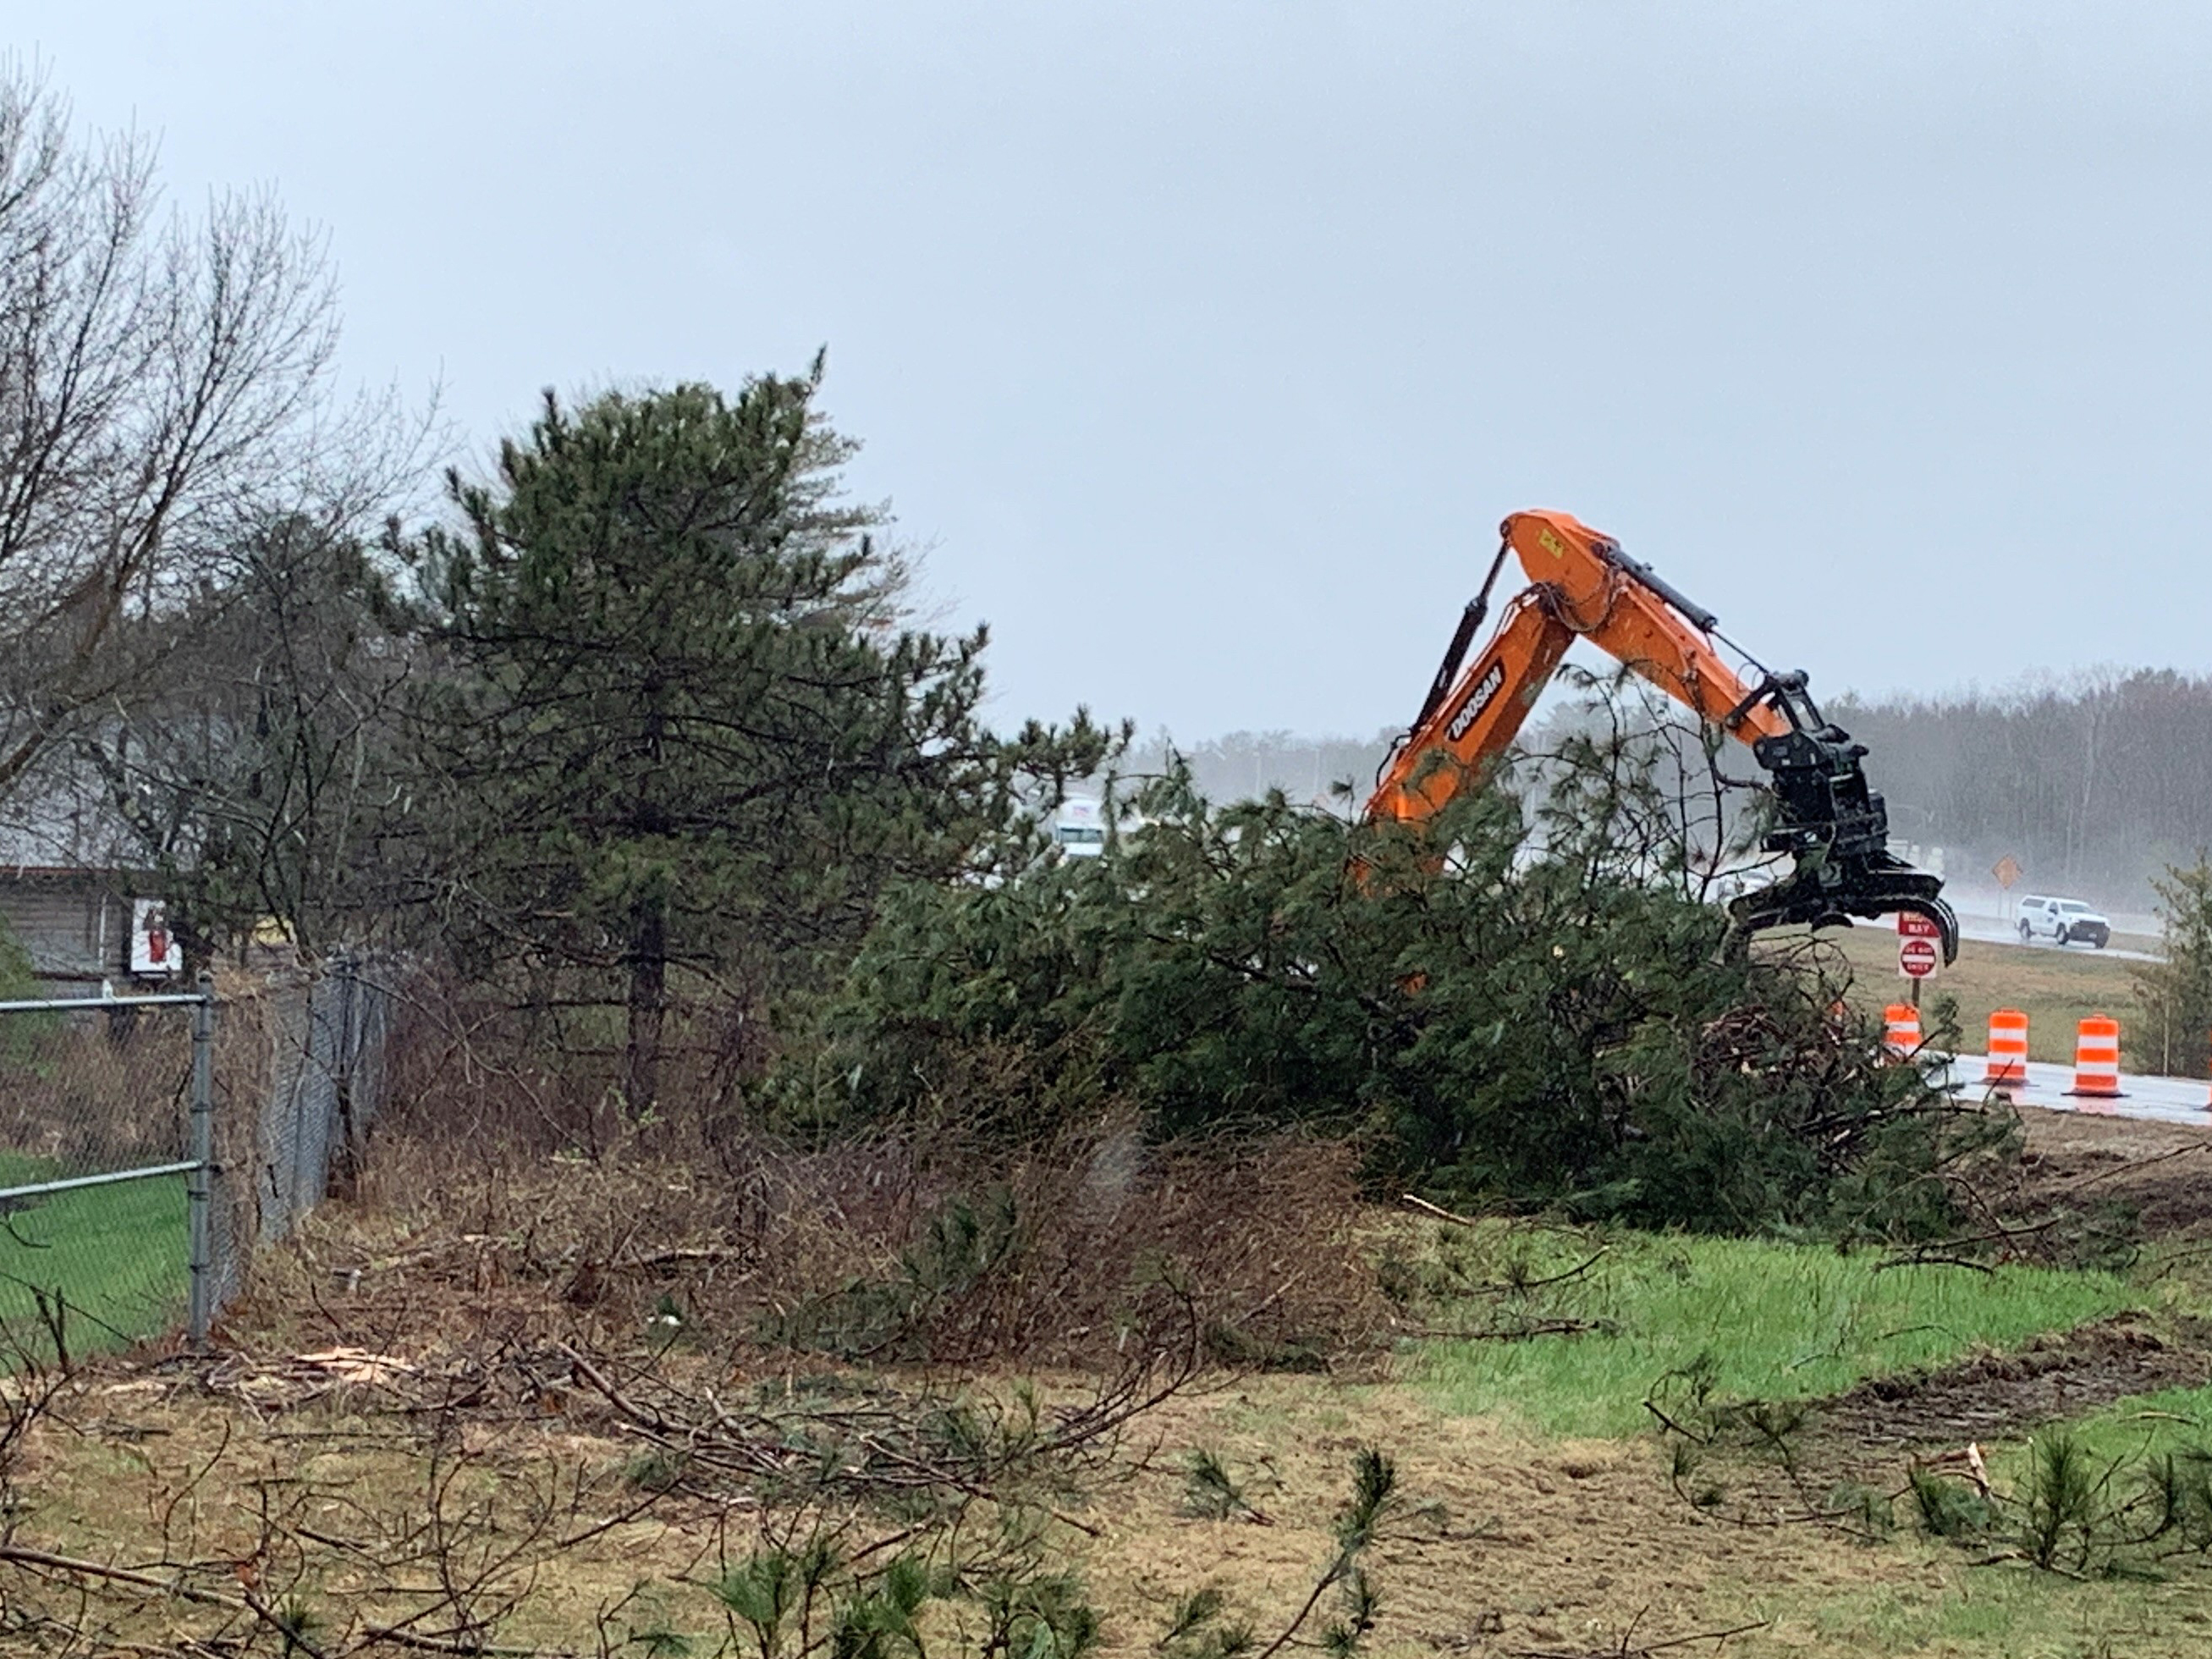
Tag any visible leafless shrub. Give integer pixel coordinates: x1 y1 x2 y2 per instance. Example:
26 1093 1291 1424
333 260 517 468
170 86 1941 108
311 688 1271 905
207 973 1389 1375
226 1094 1385 1380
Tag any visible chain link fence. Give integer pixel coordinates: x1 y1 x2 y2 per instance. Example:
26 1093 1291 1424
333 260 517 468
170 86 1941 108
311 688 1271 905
217 954 393 1255
0 956 393 1363
0 986 209 1362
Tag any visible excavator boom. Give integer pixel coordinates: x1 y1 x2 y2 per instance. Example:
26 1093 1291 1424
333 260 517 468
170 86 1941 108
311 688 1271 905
1367 510 1957 961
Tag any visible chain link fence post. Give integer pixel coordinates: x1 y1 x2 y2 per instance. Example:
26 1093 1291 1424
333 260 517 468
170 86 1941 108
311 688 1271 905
187 970 215 1350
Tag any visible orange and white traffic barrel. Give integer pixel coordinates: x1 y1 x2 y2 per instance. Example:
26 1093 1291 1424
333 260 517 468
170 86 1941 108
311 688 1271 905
1884 1003 1922 1057
1984 1010 2029 1087
2068 1016 2122 1100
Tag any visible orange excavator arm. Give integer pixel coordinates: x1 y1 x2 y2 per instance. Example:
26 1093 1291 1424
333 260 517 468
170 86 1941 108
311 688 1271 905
1367 510 1956 959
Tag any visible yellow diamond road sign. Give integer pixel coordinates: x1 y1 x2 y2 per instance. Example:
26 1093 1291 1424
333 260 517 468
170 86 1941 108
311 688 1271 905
1993 854 2023 890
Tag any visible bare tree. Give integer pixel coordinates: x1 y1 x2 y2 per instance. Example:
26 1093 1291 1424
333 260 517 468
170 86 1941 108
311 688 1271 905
0 61 367 799
69 513 427 960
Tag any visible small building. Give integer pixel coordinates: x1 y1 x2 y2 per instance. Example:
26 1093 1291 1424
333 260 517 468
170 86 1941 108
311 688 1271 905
0 787 179 997
0 869 180 995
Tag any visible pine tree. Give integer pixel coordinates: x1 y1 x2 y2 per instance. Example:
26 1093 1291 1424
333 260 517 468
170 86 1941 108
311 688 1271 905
422 368 1110 1111
803 745 1992 1236
2130 855 2212 1077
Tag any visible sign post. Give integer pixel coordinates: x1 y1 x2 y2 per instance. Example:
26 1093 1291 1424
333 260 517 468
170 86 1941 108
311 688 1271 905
1993 854 2023 926
1897 912 1943 1007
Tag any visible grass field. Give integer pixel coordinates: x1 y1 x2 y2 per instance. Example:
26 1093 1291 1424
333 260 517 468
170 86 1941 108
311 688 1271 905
14 1110 2212 1659
1406 1215 2212 1651
1775 1570 2212 1659
1415 1226 2142 1436
1764 923 2144 1064
0 1153 188 1359
2007 1374 2212 1474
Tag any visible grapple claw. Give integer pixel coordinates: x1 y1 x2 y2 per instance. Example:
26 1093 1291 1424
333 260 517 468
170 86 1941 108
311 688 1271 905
1727 854 1959 964
1717 671 1958 965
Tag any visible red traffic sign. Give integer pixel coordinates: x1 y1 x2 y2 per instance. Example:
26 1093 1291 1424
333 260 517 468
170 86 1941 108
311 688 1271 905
1897 912 1944 940
1899 937 1940 979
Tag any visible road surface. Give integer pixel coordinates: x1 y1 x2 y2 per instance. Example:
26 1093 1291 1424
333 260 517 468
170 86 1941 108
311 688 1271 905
1940 1051 2207 1127
1951 914 2160 963
1945 887 2161 962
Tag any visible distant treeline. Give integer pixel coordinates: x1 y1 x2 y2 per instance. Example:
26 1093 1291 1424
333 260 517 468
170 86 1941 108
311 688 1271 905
1125 698 1665 821
1835 670 2212 905
1124 730 1396 812
1143 670 2212 909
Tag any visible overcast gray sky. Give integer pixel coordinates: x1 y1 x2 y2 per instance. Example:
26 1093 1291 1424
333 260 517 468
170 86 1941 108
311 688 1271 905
19 3 2212 739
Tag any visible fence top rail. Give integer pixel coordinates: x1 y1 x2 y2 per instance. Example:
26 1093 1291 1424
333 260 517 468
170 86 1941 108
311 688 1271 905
0 991 210 1013
0 1160 201 1204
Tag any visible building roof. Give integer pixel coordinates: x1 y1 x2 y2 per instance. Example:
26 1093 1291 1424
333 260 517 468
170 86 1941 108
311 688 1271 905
0 753 150 877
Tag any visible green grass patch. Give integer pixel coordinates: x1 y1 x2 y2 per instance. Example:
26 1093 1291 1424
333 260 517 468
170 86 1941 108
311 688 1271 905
0 1150 189 1359
1887 1377 2212 1585
1993 1379 2212 1477
1753 1567 2212 1658
1414 1228 2140 1438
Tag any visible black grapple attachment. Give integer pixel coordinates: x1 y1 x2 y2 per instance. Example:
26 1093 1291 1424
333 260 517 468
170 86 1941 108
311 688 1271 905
1722 671 1958 962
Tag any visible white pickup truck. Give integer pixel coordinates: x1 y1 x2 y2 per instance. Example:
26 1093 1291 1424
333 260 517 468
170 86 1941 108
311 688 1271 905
2017 895 2112 950
1053 796 1109 857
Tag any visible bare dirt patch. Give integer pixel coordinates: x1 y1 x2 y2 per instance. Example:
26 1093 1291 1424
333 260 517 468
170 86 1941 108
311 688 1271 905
1817 1316 2210 1454
2011 1105 2212 1240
